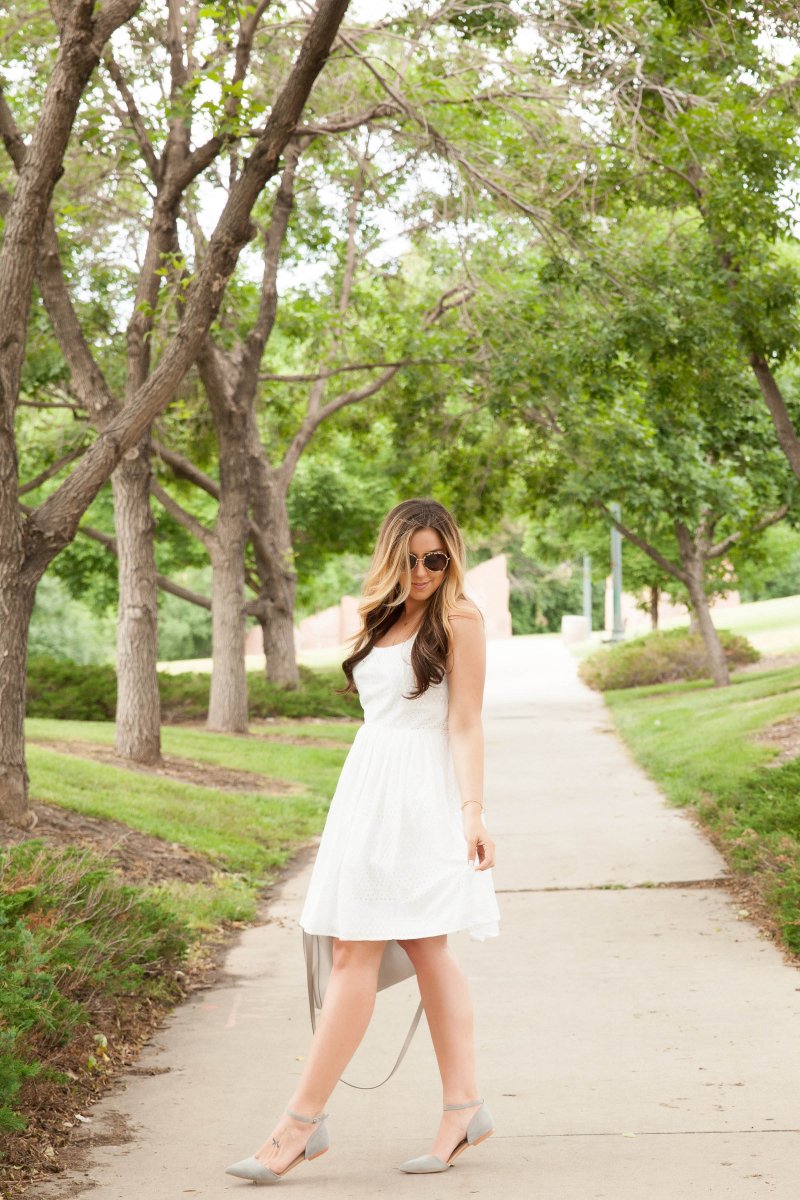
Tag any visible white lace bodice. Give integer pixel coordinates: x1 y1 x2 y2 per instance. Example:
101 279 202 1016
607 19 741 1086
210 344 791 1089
352 635 448 732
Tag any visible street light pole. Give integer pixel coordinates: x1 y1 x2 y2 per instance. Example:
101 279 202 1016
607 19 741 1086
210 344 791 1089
610 502 625 642
582 554 592 633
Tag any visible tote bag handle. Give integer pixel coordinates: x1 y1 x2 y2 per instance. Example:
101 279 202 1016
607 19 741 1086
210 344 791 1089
303 931 424 1090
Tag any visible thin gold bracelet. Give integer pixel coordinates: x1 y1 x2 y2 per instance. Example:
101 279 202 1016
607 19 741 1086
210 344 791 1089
460 800 484 811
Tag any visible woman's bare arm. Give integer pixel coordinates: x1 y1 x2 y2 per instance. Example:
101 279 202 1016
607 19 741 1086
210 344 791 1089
447 611 496 871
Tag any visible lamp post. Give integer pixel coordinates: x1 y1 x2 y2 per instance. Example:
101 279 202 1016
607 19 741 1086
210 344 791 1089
610 502 625 642
582 554 592 633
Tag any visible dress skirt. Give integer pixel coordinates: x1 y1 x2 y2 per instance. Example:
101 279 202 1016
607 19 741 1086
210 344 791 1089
299 634 501 943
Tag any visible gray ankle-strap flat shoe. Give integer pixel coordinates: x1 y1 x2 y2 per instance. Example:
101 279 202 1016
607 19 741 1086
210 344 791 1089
225 1108 330 1184
397 1097 494 1173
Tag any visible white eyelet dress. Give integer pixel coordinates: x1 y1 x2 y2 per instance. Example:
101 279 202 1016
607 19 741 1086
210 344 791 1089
299 633 500 942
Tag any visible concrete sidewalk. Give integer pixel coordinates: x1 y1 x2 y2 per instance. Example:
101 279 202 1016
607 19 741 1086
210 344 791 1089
28 635 800 1199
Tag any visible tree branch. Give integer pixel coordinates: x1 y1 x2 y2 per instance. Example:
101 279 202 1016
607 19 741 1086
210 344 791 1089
259 357 457 383
0 117 118 426
103 51 161 181
334 28 555 233
338 153 366 317
0 90 26 169
152 440 221 500
707 502 791 559
237 139 304 399
27 0 352 574
297 100 398 134
749 354 800 484
76 517 214 611
149 479 215 549
153 436 273 554
591 498 689 586
18 444 87 495
277 281 471 484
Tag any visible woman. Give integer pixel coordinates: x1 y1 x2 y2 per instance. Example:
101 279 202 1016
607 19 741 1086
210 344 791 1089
225 498 500 1183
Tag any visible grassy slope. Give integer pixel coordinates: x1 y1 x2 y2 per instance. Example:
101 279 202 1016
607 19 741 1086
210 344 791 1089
23 717 360 927
606 663 800 953
606 665 800 805
699 593 800 655
570 592 800 662
1 714 363 1165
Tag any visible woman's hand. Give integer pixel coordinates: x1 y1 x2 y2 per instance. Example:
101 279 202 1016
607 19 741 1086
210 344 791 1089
463 813 496 871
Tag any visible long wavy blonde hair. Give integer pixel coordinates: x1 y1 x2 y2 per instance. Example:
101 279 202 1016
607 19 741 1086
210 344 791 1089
339 498 480 699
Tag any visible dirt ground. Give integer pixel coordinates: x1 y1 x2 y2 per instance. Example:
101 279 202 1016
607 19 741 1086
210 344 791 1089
754 713 800 767
30 738 304 796
0 794 216 888
737 650 800 676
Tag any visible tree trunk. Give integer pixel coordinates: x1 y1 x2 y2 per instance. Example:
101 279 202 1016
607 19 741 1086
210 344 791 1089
675 528 729 687
0 571 37 827
201 346 251 731
206 430 249 732
254 489 300 689
262 564 300 688
208 538 249 732
649 584 659 630
247 414 300 689
111 439 162 763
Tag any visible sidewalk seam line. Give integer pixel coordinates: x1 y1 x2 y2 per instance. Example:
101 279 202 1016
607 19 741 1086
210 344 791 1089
495 879 731 893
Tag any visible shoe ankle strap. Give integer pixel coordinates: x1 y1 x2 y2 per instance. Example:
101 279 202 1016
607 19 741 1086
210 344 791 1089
443 1098 483 1111
285 1108 327 1124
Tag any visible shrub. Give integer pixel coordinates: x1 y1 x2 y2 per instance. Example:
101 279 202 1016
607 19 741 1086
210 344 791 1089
26 657 117 720
26 658 361 723
0 840 191 1134
578 627 760 691
159 665 360 722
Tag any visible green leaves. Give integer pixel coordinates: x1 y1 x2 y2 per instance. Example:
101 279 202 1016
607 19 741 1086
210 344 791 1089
471 205 799 598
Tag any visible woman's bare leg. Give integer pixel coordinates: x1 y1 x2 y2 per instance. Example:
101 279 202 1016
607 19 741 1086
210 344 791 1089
252 938 387 1174
398 934 484 1160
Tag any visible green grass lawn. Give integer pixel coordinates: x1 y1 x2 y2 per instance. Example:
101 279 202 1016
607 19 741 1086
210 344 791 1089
703 593 800 655
606 662 800 954
23 716 361 932
569 592 800 661
605 664 800 804
26 717 357 788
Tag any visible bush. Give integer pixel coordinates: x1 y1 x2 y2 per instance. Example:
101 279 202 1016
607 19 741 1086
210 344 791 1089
27 657 117 720
26 657 361 722
159 665 360 722
0 840 191 1134
578 627 760 691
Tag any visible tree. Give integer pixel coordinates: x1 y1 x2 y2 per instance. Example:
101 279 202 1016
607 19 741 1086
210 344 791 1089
476 218 798 684
0 0 352 825
152 135 476 715
54 2 581 727
535 0 800 481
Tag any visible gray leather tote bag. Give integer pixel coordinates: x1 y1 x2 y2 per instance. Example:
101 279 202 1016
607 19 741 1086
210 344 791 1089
303 931 424 1089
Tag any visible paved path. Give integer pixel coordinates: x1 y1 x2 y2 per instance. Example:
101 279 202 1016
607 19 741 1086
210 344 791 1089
28 636 800 1199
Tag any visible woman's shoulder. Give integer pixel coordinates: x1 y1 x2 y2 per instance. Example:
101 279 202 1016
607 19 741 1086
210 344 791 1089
445 601 484 676
448 600 485 645
449 598 484 627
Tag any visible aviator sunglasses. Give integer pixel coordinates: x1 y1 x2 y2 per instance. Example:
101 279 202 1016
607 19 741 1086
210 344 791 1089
408 551 450 572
